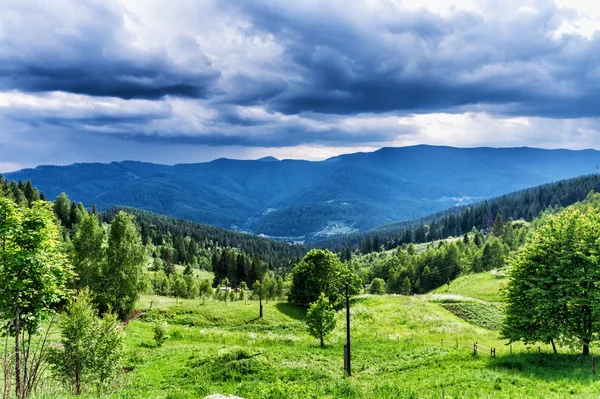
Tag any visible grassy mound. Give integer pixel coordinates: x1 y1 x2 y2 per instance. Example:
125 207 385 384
431 270 508 301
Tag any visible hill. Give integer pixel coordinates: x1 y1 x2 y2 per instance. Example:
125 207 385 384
319 173 600 252
32 293 600 398
7 145 600 239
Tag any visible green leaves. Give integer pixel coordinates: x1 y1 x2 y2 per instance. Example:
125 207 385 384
0 198 72 331
49 290 124 394
100 211 145 318
289 249 360 308
502 206 600 354
305 293 337 347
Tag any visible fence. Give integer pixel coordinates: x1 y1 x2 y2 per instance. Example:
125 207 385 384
369 332 599 374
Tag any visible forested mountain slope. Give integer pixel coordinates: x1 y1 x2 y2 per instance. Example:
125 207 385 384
320 173 600 253
7 145 600 238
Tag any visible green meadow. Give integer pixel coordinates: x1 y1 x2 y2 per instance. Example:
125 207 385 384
26 281 600 399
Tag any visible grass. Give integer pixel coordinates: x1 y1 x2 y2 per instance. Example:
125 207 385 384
173 265 213 280
431 270 509 302
13 293 600 399
435 300 505 330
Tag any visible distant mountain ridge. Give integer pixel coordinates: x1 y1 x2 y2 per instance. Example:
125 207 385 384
7 145 600 239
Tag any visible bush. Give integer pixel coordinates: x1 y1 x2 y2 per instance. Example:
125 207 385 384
306 293 337 347
49 290 124 395
153 319 169 347
369 278 386 295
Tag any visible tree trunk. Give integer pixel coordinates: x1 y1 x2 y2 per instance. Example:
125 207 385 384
14 307 21 399
320 334 324 347
550 338 557 354
583 338 590 356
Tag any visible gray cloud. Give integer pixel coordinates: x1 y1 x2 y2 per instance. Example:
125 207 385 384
1 0 600 169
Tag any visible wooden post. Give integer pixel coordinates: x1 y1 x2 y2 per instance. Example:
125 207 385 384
345 282 351 377
593 356 596 375
510 344 512 355
344 344 348 371
259 281 263 318
149 300 153 310
538 346 541 364
456 339 458 349
474 342 478 355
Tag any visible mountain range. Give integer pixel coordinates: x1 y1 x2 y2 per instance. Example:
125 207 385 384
6 145 600 240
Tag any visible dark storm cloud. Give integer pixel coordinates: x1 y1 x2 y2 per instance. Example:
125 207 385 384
224 0 600 118
0 1 219 100
2 0 600 168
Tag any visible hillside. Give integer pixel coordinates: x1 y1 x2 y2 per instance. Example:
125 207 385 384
7 145 600 239
28 293 598 398
319 173 600 251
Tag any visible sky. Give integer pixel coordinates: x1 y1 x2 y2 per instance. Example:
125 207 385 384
1 0 600 172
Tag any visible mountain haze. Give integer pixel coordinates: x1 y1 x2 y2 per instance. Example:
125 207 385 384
7 145 600 239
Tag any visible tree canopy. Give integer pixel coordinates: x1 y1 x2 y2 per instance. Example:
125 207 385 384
503 204 600 355
289 249 360 307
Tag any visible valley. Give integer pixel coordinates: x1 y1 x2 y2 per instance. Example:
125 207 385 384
7 145 600 240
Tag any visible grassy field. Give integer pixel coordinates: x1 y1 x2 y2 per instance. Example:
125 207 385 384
173 265 214 280
21 291 600 399
431 270 509 302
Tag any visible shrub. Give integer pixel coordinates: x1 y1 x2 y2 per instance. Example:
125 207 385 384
153 319 169 347
306 293 337 347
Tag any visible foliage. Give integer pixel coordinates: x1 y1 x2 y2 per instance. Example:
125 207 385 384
289 249 360 307
0 198 72 399
101 206 305 273
48 290 124 395
503 204 600 355
369 277 386 295
70 212 104 290
320 173 600 253
153 319 169 348
101 211 145 318
305 293 337 347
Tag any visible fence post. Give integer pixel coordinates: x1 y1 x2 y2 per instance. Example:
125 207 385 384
474 342 478 355
345 282 351 377
149 300 153 310
538 346 541 364
510 344 512 355
490 347 493 357
344 344 348 372
456 339 458 349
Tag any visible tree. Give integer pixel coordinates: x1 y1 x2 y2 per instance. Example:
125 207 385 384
54 192 71 227
262 273 277 303
401 276 412 295
491 213 504 237
153 319 169 348
0 199 72 398
480 236 507 271
198 279 213 304
48 290 124 395
502 207 600 355
289 249 360 307
369 277 385 295
71 213 105 291
305 293 337 347
101 211 145 318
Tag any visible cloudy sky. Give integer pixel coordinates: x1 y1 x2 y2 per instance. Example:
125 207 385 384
1 0 599 172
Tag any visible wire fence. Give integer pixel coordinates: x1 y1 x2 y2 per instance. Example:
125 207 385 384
366 331 600 374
